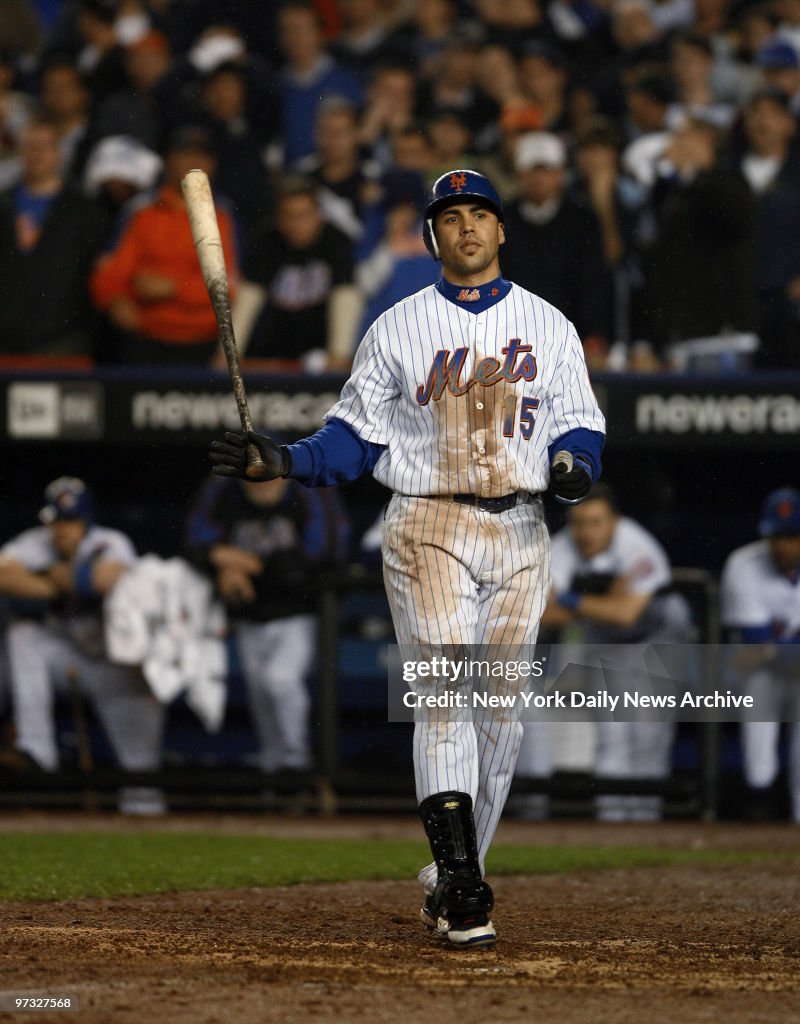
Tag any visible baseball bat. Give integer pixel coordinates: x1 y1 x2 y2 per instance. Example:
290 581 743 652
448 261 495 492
181 168 266 479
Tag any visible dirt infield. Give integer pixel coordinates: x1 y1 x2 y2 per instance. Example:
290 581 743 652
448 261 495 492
1 817 799 1024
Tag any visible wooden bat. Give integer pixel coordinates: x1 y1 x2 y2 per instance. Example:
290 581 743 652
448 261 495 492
181 168 267 479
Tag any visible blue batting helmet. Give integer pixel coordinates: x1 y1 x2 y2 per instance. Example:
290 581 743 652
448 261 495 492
758 487 800 537
422 169 504 260
39 477 94 525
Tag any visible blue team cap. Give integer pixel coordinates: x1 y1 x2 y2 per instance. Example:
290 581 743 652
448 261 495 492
423 169 504 260
39 477 94 525
758 487 800 537
756 40 800 70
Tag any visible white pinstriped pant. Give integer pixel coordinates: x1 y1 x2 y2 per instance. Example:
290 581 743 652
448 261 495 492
6 620 164 772
382 494 550 884
236 615 314 773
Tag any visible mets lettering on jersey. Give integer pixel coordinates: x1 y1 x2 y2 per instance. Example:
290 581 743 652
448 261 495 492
326 281 604 496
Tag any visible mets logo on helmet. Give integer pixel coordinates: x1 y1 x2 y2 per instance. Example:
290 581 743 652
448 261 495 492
450 172 467 191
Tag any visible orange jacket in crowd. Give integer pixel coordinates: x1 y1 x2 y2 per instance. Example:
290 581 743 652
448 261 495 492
90 184 238 345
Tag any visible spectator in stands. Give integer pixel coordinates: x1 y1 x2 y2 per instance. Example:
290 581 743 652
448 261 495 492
71 0 128 104
475 0 551 53
297 97 381 241
625 73 677 143
0 0 42 70
83 133 162 220
0 49 33 190
196 61 273 237
330 0 396 73
185 473 348 782
417 27 499 152
571 118 646 355
594 0 667 120
427 110 476 181
480 99 544 201
756 38 800 115
0 116 108 357
232 177 361 370
90 124 239 366
740 88 800 368
388 123 436 179
278 0 363 166
670 31 736 127
91 29 175 151
518 41 571 136
39 58 92 178
389 0 456 79
0 477 164 814
773 0 800 52
359 63 417 167
183 25 281 159
502 131 612 344
355 169 439 332
619 74 684 190
639 117 757 357
476 44 524 109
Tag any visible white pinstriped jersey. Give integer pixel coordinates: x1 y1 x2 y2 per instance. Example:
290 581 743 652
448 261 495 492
722 540 800 638
0 525 137 656
325 283 605 497
0 526 137 577
548 517 689 644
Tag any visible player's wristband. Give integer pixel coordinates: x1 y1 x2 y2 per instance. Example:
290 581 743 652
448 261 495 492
557 592 581 612
73 561 96 598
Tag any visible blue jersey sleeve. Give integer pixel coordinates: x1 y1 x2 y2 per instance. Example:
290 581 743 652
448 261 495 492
548 428 605 482
286 418 386 487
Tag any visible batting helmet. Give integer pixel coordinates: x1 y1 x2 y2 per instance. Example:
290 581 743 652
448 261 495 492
423 169 504 260
39 477 94 525
758 487 800 537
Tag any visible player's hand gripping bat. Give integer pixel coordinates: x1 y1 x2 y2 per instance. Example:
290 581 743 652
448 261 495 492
550 450 592 505
181 168 268 480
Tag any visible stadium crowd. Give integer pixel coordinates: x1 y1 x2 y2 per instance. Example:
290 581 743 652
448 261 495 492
0 0 799 369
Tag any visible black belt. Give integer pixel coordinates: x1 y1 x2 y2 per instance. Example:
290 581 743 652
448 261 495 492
452 492 530 513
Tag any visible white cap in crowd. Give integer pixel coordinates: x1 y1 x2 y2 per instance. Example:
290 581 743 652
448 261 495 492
84 135 163 195
514 132 567 172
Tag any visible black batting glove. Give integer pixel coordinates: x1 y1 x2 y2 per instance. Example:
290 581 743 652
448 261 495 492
209 430 290 481
550 459 592 505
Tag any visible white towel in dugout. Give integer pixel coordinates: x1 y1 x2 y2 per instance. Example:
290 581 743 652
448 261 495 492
104 555 227 731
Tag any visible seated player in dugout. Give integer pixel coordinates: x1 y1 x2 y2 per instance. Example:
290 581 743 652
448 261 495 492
0 478 164 815
516 483 692 823
210 169 605 948
721 487 800 822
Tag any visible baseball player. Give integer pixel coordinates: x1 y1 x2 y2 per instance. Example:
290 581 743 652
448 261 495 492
0 478 164 796
721 487 800 822
185 474 348 780
516 483 692 821
210 170 605 947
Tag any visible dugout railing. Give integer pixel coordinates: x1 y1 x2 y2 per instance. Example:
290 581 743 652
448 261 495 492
312 564 723 819
0 565 722 818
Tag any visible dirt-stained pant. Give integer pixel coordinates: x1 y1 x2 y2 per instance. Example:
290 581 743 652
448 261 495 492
382 494 550 885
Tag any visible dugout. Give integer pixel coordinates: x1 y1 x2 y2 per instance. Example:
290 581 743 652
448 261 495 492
0 366 797 817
